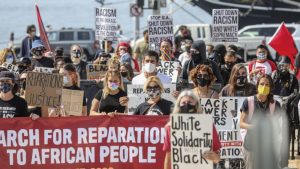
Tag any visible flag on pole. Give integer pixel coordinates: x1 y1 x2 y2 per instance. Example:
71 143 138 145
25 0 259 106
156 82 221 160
268 22 298 69
35 3 51 52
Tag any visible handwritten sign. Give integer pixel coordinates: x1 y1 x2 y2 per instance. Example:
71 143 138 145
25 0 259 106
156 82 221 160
34 67 56 73
148 15 173 51
212 9 239 42
25 72 63 107
62 89 84 116
171 114 213 169
157 61 180 83
95 8 118 41
86 64 108 80
1 63 19 74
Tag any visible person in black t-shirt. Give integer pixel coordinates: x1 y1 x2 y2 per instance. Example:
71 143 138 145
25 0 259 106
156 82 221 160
70 44 87 80
134 76 173 115
90 70 128 115
30 40 54 68
0 71 30 118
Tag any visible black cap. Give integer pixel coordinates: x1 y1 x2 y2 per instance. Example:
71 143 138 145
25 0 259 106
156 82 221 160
16 57 31 65
0 71 15 80
279 56 291 64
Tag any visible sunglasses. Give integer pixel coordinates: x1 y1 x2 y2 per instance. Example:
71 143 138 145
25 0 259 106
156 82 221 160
146 85 160 90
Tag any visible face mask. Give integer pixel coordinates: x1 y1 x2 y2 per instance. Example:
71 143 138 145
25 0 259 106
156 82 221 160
100 60 107 65
6 55 14 64
197 77 209 87
186 46 191 53
72 57 81 65
71 50 82 58
0 83 12 93
225 62 235 70
109 82 119 91
236 76 247 86
143 63 156 73
121 72 128 77
63 76 72 87
181 45 186 52
279 64 289 75
258 85 270 96
160 48 172 61
180 103 197 113
191 53 202 63
257 52 266 60
119 50 127 56
32 49 44 58
146 89 160 99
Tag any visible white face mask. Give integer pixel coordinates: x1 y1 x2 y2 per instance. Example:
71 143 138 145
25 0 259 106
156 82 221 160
119 50 127 56
63 76 72 87
143 63 156 73
6 56 14 64
72 57 81 65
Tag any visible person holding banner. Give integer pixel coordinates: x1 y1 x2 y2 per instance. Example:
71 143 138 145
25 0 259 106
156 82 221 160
132 50 171 85
93 52 111 65
240 74 287 169
190 64 219 99
220 64 256 97
90 70 128 115
70 44 87 80
159 39 175 61
134 76 173 115
163 90 221 169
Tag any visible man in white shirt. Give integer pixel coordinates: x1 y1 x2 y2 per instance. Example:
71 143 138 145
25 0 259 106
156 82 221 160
132 50 171 84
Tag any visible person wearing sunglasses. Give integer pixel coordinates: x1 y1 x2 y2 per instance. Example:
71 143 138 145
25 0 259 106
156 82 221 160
134 76 173 115
31 40 54 68
189 64 219 99
70 44 87 80
93 51 111 65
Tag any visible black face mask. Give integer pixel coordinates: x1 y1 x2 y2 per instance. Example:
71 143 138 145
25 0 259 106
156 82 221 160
197 77 209 87
21 80 26 90
236 76 246 86
100 60 107 65
180 103 197 113
225 62 235 70
121 72 128 78
18 65 28 74
191 53 202 63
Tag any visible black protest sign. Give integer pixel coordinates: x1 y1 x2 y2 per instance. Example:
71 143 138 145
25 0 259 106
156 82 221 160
95 8 118 41
171 114 213 169
212 9 239 42
25 72 63 107
148 15 173 51
86 64 108 80
157 61 180 83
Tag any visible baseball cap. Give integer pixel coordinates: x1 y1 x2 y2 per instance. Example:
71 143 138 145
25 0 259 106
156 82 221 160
16 57 31 65
31 40 45 50
0 71 15 80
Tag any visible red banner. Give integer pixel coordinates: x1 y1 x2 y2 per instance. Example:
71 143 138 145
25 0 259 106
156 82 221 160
0 115 169 169
35 3 51 52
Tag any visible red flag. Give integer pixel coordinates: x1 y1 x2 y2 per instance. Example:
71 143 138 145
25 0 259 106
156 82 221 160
268 22 298 69
35 3 51 52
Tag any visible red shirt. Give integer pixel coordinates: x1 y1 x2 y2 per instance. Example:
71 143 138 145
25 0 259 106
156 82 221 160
163 124 222 152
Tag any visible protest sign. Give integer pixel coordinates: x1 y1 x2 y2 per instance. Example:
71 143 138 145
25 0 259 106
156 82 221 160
157 61 180 83
86 64 108 80
95 8 118 41
148 15 173 51
34 67 56 73
1 63 19 74
25 72 63 107
212 9 239 42
171 114 213 169
200 98 245 159
61 89 84 116
0 115 168 169
127 84 176 114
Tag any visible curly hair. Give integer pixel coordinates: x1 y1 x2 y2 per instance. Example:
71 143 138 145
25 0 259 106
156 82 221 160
189 64 216 87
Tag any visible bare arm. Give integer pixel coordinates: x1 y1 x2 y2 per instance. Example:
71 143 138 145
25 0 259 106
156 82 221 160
90 98 100 116
82 106 87 116
164 152 171 169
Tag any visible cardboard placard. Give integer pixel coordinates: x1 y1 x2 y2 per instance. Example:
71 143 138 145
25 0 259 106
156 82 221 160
127 84 176 114
201 97 245 159
171 114 213 169
86 64 108 80
148 15 174 51
25 72 63 107
212 9 239 42
1 63 19 74
34 67 56 73
95 8 118 41
157 61 180 83
61 89 84 116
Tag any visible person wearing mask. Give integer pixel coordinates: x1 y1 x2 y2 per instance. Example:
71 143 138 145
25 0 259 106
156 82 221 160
132 50 171 85
174 25 193 58
221 51 238 86
179 40 223 84
30 40 54 68
178 39 192 66
227 44 245 63
102 40 114 53
120 63 134 83
0 48 17 65
90 70 128 115
93 52 111 65
249 45 277 83
0 71 30 118
159 39 175 61
206 44 214 59
134 76 173 115
16 57 32 74
220 64 256 97
209 44 226 66
240 74 287 169
115 42 139 72
70 44 87 80
190 64 219 99
21 24 39 58
272 56 299 96
133 30 149 67
163 90 221 169
54 47 64 60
